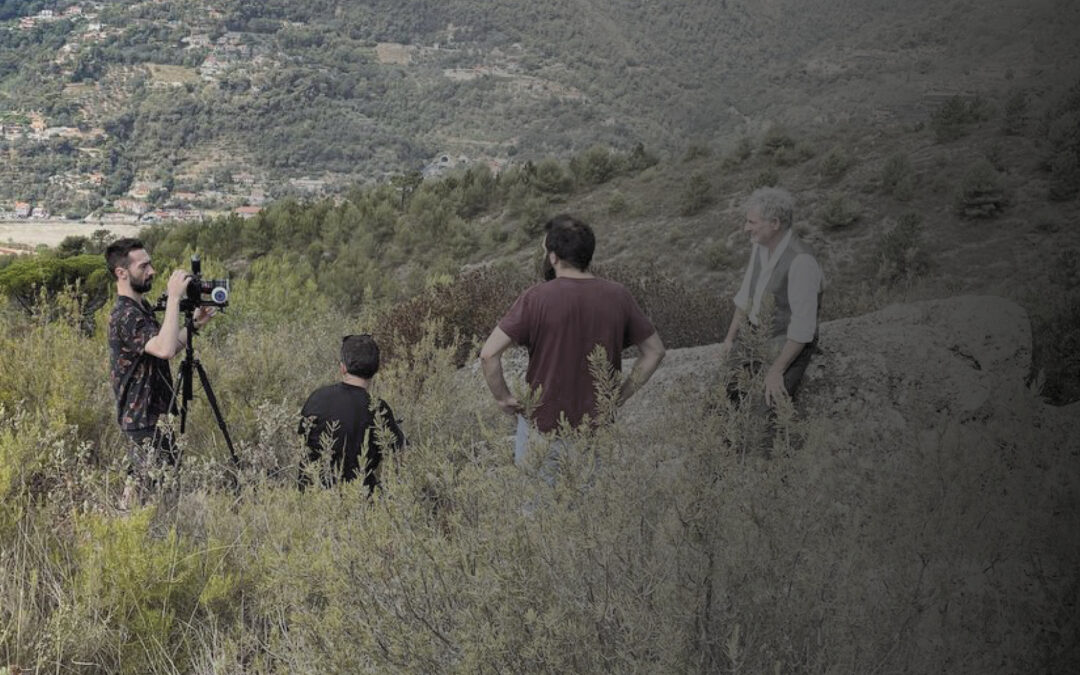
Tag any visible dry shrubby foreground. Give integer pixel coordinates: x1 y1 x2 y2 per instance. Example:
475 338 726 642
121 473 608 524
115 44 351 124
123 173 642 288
0 288 1076 673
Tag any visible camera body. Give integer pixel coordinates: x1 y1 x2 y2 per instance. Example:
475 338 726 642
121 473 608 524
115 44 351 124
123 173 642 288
154 254 229 313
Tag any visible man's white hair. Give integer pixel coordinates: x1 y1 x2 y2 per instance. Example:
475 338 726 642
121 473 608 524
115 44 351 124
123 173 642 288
745 187 795 230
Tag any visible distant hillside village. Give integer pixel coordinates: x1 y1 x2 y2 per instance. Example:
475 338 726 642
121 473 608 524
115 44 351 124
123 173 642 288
1 2 511 228
1 0 586 235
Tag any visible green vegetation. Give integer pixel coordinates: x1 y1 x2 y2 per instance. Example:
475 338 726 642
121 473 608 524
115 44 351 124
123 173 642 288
0 281 1074 671
931 94 990 143
955 158 1007 218
1044 80 1080 202
0 253 110 313
1 6 1078 670
874 212 930 285
0 0 731 212
1001 90 1028 135
818 145 853 182
679 172 714 216
818 193 860 229
749 167 779 189
1032 247 1080 405
880 152 915 200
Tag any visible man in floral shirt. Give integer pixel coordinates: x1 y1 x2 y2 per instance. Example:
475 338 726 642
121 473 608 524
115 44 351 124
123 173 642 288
106 239 214 499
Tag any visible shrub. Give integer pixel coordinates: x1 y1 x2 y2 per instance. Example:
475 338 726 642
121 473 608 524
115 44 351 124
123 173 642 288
1031 291 1080 404
683 144 712 162
819 145 853 181
1048 150 1079 201
607 190 629 215
880 153 916 200
760 126 795 155
593 260 726 348
531 157 573 194
732 136 754 162
931 94 990 142
818 194 860 229
874 212 930 285
703 240 739 271
0 285 1077 673
1001 90 1028 135
679 172 714 216
570 145 621 186
774 141 815 167
750 168 779 189
1040 83 1079 201
955 159 1007 218
626 142 659 172
377 264 532 365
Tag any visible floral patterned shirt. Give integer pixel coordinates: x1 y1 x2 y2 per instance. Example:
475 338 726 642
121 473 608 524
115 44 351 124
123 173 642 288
108 296 174 430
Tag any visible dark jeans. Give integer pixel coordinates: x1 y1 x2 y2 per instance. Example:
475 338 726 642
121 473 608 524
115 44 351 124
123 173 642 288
727 339 816 406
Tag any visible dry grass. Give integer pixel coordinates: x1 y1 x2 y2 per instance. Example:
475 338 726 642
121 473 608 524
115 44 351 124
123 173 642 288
0 287 1076 672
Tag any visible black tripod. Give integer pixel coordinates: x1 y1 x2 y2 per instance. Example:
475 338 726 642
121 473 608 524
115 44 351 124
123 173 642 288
168 308 239 473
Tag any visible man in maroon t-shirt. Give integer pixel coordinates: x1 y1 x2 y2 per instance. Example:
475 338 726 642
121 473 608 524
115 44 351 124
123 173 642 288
480 215 665 468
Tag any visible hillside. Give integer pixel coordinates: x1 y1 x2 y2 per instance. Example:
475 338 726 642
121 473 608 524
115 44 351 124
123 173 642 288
0 0 1077 220
1 2 1080 669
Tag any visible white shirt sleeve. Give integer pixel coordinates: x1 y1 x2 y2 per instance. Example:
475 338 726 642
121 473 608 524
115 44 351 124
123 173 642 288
786 254 823 343
732 247 755 312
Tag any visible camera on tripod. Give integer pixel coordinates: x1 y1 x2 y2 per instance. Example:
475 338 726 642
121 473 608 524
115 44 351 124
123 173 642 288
154 254 229 313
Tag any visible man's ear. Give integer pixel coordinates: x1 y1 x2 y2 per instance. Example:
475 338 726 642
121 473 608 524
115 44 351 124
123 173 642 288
339 362 347 377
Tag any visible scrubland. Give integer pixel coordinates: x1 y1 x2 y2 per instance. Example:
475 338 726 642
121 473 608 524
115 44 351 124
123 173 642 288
0 282 1076 673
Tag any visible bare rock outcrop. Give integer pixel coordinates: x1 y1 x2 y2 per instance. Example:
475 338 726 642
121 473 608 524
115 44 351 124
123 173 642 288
621 295 1034 437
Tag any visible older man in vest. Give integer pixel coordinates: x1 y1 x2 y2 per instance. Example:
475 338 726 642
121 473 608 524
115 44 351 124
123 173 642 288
720 187 824 408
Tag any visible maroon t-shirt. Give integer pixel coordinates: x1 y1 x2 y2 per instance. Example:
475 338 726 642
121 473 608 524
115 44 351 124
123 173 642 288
498 277 656 432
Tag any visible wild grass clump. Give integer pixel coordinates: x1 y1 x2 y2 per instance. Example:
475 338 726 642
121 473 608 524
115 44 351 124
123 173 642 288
682 143 712 162
1042 79 1080 201
880 152 916 200
1001 90 1028 135
1 263 1077 672
1031 247 1080 404
377 264 530 365
750 167 779 189
679 172 714 216
818 145 854 181
607 189 629 215
818 193 860 229
594 260 726 348
955 158 1008 218
874 212 930 285
931 94 990 142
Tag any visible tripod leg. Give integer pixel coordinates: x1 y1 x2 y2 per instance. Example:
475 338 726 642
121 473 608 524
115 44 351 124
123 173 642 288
192 359 239 467
167 360 190 450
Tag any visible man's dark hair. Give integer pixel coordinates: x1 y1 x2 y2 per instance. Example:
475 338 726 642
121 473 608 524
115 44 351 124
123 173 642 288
544 214 595 271
105 238 145 278
341 334 380 379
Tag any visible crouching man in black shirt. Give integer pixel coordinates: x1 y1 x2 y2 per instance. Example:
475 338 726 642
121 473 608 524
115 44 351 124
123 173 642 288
298 334 405 490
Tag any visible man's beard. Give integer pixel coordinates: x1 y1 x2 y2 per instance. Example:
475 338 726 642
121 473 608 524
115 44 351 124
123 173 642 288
541 254 556 281
130 276 153 294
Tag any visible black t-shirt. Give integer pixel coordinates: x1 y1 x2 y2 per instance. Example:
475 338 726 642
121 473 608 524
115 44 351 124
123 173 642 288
108 295 174 430
298 382 404 489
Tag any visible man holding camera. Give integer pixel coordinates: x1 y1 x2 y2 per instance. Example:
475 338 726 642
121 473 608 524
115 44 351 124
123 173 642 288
480 215 666 471
105 238 215 499
298 334 405 491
